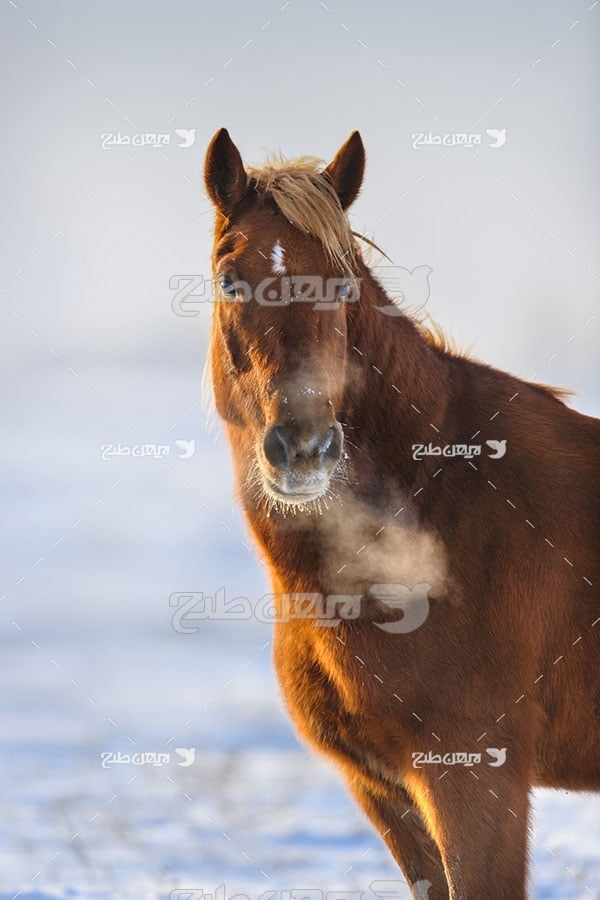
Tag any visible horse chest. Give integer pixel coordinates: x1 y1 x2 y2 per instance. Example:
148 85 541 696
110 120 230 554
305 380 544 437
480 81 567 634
273 622 419 775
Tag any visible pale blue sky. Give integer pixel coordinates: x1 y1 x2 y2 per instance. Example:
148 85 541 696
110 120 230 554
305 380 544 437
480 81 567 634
1 0 598 405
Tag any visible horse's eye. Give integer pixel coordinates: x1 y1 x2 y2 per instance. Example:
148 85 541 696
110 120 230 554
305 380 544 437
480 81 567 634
338 282 351 300
219 275 237 299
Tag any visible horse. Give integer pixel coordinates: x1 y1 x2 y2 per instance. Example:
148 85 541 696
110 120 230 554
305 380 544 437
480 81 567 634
203 127 600 899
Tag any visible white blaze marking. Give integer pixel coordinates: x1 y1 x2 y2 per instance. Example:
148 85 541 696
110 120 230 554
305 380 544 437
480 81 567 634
270 240 286 275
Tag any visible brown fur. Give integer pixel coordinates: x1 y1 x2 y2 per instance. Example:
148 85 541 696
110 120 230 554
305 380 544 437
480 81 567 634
204 129 600 900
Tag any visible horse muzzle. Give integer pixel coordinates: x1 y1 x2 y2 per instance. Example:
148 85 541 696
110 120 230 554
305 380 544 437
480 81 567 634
261 420 344 504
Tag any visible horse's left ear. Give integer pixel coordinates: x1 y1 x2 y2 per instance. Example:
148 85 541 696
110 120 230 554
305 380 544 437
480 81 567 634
204 128 248 217
324 131 366 210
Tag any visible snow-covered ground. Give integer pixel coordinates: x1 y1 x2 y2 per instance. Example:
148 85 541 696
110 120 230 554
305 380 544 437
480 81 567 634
2 629 600 900
1 365 599 900
1 631 600 900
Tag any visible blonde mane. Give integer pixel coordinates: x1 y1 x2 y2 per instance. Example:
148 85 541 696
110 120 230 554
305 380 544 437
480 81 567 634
246 155 357 273
417 316 463 356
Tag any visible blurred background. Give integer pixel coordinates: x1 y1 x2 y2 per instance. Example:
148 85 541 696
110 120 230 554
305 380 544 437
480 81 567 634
0 0 598 897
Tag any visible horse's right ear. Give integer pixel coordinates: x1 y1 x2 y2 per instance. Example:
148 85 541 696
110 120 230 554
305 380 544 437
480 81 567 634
204 128 248 217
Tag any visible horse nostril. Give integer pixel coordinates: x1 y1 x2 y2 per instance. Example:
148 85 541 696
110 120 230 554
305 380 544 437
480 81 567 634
263 425 290 470
322 423 343 464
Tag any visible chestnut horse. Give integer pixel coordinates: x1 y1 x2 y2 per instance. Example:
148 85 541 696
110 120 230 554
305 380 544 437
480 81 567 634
203 128 600 899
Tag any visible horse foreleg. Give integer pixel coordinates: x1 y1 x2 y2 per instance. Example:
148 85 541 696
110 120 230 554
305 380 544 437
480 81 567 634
406 765 530 900
347 773 450 900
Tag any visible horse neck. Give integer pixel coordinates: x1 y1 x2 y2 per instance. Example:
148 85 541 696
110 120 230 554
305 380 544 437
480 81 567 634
343 262 452 474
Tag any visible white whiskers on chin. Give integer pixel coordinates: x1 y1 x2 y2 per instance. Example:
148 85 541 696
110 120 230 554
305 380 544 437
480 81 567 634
244 456 350 519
